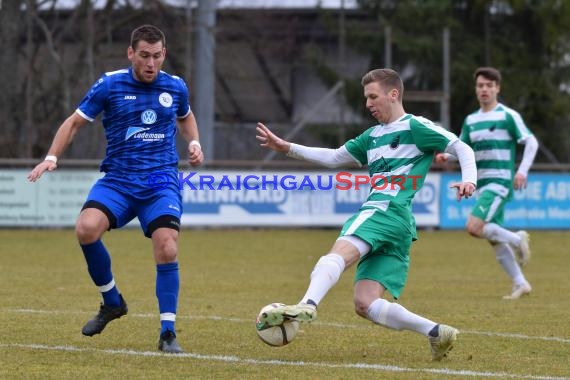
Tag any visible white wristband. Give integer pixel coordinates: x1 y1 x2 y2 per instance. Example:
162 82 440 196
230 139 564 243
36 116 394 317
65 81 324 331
45 155 58 164
189 140 201 149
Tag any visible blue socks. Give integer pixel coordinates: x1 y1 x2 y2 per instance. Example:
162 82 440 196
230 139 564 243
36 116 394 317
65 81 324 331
156 262 179 334
80 240 121 306
81 241 180 334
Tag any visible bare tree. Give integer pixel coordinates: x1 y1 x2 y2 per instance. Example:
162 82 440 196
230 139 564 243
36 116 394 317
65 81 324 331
0 0 23 158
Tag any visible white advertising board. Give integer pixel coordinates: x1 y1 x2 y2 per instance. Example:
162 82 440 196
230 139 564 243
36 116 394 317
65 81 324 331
0 169 440 227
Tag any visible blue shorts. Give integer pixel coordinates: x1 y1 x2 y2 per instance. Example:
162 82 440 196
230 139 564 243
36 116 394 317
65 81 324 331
83 171 182 238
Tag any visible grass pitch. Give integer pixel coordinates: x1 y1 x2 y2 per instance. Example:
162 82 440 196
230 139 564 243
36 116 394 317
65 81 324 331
0 228 569 379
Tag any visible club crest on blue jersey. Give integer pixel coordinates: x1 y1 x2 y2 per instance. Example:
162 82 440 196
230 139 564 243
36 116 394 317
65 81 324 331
159 92 173 107
141 109 157 124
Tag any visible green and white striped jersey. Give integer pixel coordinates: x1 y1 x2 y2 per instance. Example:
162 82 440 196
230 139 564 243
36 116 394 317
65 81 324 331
344 114 457 232
460 103 533 200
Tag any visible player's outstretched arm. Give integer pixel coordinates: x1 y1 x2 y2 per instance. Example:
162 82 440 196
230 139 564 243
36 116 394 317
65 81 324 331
256 122 291 154
256 121 358 168
27 112 88 182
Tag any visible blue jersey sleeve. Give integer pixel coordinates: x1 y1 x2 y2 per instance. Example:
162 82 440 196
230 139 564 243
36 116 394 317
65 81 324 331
77 75 109 121
175 77 191 118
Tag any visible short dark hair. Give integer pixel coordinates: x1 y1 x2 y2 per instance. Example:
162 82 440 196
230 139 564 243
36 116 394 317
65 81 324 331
474 67 501 85
361 68 404 100
130 24 166 50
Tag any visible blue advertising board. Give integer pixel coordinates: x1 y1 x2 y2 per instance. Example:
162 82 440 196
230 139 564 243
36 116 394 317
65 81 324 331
440 172 570 229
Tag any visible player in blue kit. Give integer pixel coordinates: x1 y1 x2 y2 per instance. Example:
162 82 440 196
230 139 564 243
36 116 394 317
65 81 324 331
28 25 203 353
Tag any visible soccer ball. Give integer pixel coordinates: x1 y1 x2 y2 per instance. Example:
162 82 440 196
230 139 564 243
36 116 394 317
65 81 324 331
255 303 299 347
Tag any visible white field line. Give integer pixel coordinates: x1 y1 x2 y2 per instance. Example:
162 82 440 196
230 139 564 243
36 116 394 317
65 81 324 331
0 343 568 380
6 308 570 344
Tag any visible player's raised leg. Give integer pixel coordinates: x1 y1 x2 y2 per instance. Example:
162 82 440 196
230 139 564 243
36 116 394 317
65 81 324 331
77 206 128 336
259 238 360 327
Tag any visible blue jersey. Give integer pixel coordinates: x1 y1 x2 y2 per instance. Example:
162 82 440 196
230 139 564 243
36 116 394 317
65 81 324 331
77 67 191 175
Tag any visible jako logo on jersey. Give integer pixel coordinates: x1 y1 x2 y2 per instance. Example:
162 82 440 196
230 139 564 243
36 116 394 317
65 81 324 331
124 95 137 100
141 109 157 124
159 92 173 107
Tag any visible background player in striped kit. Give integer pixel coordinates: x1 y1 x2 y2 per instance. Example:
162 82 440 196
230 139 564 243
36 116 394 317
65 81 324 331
436 67 538 300
28 25 203 353
256 68 477 361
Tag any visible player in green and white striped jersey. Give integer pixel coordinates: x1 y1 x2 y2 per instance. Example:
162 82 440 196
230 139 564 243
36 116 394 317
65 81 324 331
436 67 538 300
256 68 477 361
